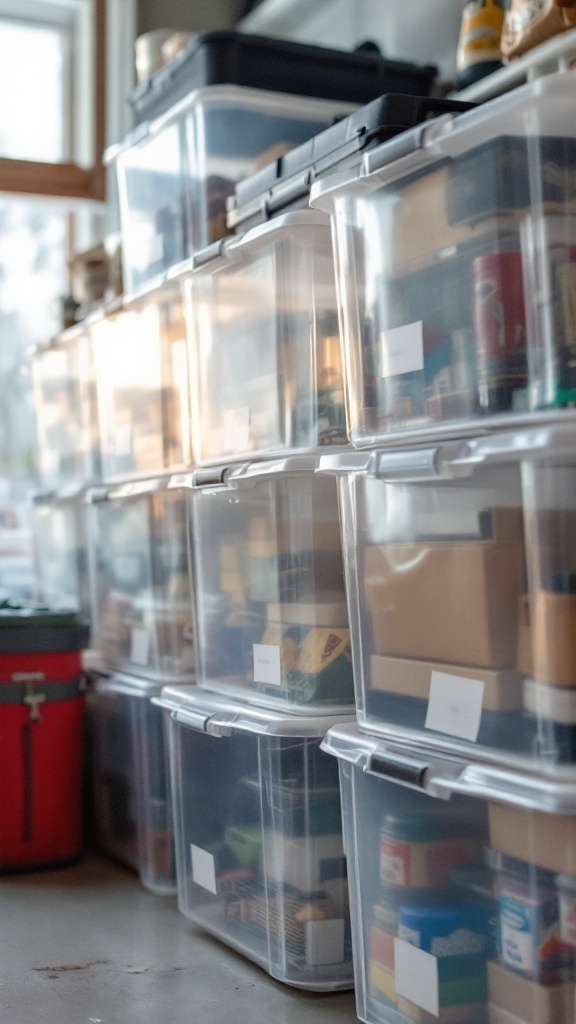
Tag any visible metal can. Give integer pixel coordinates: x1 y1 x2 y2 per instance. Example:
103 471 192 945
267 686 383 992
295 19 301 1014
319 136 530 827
474 250 528 414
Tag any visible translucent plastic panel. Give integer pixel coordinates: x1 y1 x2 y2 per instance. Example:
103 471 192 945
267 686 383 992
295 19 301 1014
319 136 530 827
89 489 193 681
169 714 352 988
191 467 353 713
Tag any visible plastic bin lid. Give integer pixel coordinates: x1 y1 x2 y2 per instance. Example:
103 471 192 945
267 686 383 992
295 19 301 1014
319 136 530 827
0 600 89 652
93 672 165 699
154 685 354 739
129 30 437 124
321 723 576 814
318 420 576 481
170 455 327 493
187 210 330 273
228 93 475 230
87 473 176 505
310 73 576 210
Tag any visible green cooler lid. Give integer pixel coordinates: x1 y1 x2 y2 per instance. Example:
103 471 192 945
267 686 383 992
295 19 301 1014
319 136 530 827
0 601 89 652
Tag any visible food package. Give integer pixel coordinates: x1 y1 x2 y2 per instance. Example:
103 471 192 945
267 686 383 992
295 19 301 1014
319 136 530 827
501 0 576 61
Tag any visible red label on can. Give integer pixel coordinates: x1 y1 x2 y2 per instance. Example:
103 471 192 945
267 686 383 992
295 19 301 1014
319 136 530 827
474 250 527 359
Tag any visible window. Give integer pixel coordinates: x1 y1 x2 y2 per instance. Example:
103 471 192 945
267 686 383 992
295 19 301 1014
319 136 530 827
0 0 134 597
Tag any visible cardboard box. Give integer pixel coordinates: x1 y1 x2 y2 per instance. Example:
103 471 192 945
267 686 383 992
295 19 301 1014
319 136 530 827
523 679 576 725
533 590 576 688
488 803 576 876
488 959 576 1024
267 596 349 628
370 654 524 713
391 164 522 276
364 515 526 668
517 595 534 677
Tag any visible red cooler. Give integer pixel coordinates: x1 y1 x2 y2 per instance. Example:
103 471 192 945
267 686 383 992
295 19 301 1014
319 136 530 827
0 604 89 870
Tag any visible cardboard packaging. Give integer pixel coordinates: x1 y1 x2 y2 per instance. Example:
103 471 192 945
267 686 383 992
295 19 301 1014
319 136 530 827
370 654 524 713
488 959 576 1024
517 595 534 677
364 509 526 669
533 589 576 688
524 679 576 725
391 164 522 275
488 803 576 876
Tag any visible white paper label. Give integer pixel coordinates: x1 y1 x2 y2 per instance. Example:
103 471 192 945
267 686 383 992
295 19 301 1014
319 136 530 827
394 938 439 1017
114 424 133 458
253 643 282 687
381 321 424 378
223 406 250 453
191 844 217 894
130 628 150 667
425 670 484 743
305 918 345 966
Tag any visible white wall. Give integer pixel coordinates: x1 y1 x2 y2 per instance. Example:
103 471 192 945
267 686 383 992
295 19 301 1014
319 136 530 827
241 0 464 80
138 0 244 34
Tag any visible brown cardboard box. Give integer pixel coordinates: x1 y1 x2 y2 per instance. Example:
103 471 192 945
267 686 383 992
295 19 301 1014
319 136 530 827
533 589 576 688
267 596 349 628
488 803 576 875
370 654 524 712
364 512 526 668
517 595 534 677
488 960 576 1024
391 164 523 276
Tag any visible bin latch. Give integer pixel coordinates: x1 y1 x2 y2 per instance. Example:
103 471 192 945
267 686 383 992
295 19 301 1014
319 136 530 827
22 681 47 721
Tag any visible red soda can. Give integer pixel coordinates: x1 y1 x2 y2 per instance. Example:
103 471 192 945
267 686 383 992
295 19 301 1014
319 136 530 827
474 250 528 413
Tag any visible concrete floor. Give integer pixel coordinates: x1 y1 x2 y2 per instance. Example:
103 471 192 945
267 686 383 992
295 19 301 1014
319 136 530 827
0 854 358 1024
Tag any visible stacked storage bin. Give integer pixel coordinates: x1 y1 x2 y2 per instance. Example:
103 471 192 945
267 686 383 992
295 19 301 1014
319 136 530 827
31 319 101 620
85 281 191 896
98 30 439 914
155 91 487 987
300 73 576 1024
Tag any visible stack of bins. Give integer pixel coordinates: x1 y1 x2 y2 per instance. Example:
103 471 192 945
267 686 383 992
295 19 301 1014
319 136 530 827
96 31 439 907
31 319 101 621
158 92 477 989
85 278 192 896
302 73 576 1024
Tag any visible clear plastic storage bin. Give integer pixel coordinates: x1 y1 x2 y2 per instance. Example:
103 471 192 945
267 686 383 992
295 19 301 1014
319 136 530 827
311 74 576 446
90 281 191 481
88 477 193 681
158 685 353 989
111 86 355 294
323 725 576 1024
87 674 176 895
181 211 346 464
31 322 100 487
180 456 354 713
321 424 576 775
32 486 91 621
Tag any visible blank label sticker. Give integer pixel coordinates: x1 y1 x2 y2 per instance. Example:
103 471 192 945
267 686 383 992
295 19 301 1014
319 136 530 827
130 628 150 666
223 406 250 453
381 321 424 378
305 919 345 966
191 845 217 894
253 644 282 687
394 938 439 1017
425 670 484 743
114 424 133 458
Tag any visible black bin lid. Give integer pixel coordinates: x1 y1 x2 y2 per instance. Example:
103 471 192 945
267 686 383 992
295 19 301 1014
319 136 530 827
0 601 89 653
228 93 476 230
129 30 437 124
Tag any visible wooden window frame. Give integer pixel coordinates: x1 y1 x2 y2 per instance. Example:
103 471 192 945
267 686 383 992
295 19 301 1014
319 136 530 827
0 0 106 202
